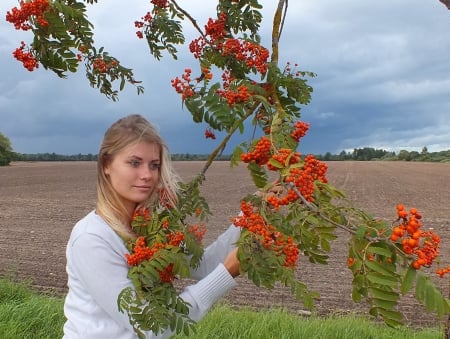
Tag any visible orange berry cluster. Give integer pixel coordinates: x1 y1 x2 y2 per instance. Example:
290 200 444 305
240 136 271 165
204 128 216 139
390 204 441 270
347 257 355 268
184 12 269 106
171 68 195 100
126 230 184 283
134 12 152 39
221 38 269 75
232 201 300 268
240 136 328 205
92 57 119 74
12 41 39 71
272 154 328 205
167 231 185 246
290 121 310 142
216 84 250 106
266 148 301 171
127 207 196 285
189 12 227 59
187 223 207 244
150 0 169 8
6 0 49 72
6 0 49 31
436 266 450 278
205 12 228 42
215 69 253 105
159 263 175 283
126 236 164 266
132 207 151 225
134 2 173 40
189 37 207 59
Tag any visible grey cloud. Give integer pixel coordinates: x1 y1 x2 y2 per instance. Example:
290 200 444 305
1 0 450 155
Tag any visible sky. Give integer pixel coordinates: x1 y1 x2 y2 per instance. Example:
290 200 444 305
1 0 450 156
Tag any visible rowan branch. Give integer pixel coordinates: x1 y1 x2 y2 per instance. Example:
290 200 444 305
170 0 205 38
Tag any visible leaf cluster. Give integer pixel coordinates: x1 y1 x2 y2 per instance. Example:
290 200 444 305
143 3 185 60
117 178 212 336
348 228 450 327
32 0 93 76
118 285 195 338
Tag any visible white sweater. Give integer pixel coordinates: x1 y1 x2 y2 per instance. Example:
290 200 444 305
63 211 240 339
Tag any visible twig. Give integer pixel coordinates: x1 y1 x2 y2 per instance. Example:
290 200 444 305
170 0 205 38
199 103 261 179
286 182 357 235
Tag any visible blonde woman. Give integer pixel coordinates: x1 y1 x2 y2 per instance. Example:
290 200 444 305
63 114 240 338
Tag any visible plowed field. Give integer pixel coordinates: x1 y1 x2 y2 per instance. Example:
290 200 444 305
1 161 449 327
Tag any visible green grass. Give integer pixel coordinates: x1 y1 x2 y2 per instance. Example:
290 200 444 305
0 278 444 339
173 305 444 339
0 278 64 339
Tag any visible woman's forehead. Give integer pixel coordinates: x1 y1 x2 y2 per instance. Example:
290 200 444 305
120 141 161 159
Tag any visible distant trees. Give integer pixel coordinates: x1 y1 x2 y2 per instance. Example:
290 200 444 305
0 132 13 166
316 148 394 161
351 147 392 161
5 146 450 163
16 153 97 162
313 147 449 162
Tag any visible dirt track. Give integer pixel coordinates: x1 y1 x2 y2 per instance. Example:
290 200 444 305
1 161 449 327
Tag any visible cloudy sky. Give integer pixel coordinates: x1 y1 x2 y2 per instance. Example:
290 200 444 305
1 1 449 155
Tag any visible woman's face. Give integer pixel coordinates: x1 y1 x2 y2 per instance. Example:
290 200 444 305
104 141 161 217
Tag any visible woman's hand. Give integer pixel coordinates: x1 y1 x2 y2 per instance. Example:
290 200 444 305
223 248 240 278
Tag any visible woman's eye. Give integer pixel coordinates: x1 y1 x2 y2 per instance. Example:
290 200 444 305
129 160 140 167
150 163 161 170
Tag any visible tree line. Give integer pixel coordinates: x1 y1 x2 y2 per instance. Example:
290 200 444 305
1 132 449 166
315 146 450 162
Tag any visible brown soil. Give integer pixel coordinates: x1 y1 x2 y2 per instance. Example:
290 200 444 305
1 161 449 327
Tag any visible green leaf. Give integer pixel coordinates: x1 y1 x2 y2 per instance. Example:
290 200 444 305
268 157 283 169
377 308 404 327
366 273 398 288
247 161 268 188
355 226 367 240
424 280 437 313
372 297 398 310
365 260 396 277
351 289 361 302
415 271 427 302
366 246 392 258
433 292 447 318
183 322 191 336
400 266 416 295
369 287 399 302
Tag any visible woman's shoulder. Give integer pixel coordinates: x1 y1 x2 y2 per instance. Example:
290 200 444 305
69 211 119 244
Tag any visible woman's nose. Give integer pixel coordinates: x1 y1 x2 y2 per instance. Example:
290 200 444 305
140 166 153 180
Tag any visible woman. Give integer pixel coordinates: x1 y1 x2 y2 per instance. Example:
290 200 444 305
63 114 240 338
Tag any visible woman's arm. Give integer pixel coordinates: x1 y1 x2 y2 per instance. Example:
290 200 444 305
190 223 241 280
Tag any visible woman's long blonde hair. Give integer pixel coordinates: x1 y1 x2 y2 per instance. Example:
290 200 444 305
96 114 180 240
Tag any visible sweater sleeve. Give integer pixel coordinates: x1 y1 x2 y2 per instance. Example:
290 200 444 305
68 230 236 338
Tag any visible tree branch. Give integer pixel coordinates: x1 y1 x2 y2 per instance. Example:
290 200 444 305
439 0 450 10
170 0 205 38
